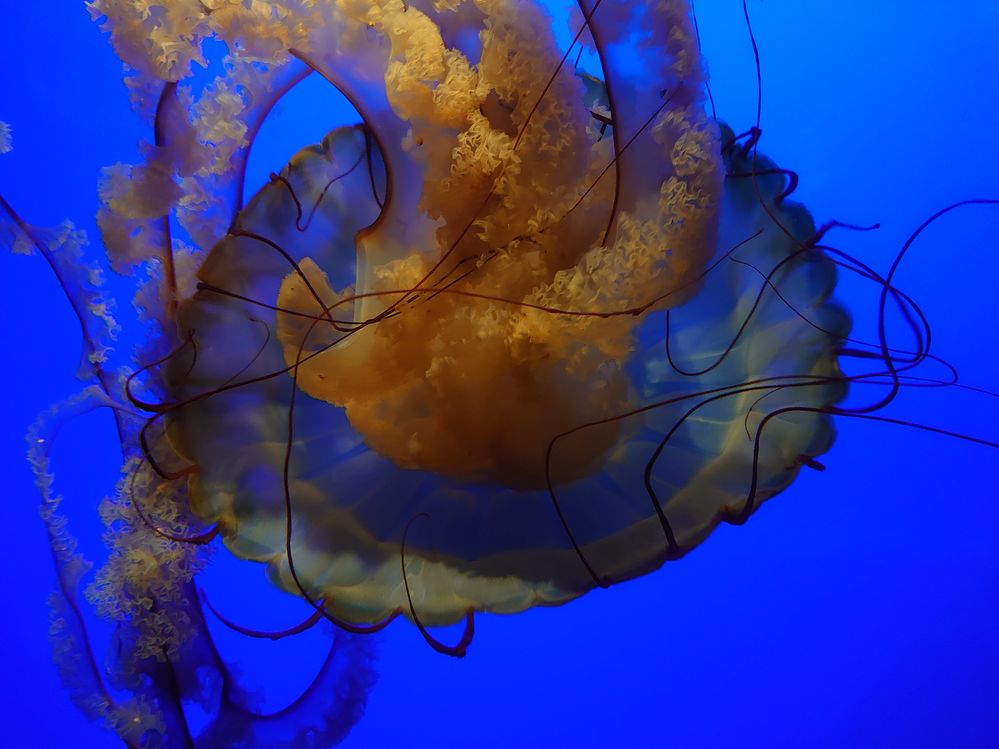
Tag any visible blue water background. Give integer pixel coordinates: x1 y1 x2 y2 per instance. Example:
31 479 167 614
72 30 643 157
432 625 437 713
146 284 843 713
1 2 998 747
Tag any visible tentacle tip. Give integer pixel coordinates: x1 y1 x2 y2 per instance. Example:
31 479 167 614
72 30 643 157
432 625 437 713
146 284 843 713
798 455 826 472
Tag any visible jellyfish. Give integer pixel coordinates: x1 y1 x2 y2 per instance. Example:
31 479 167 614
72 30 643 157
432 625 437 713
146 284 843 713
2 1 997 747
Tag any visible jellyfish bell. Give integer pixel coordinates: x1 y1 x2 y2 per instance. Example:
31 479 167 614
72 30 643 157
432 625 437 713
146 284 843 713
155 0 848 631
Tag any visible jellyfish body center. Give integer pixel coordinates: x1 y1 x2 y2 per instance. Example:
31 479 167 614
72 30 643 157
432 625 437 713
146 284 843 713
276 252 634 490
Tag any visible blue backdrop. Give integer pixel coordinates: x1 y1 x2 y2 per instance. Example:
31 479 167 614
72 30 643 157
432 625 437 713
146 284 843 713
2 2 997 747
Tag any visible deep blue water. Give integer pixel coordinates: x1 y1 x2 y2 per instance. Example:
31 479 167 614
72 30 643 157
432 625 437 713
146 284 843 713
2 2 998 747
